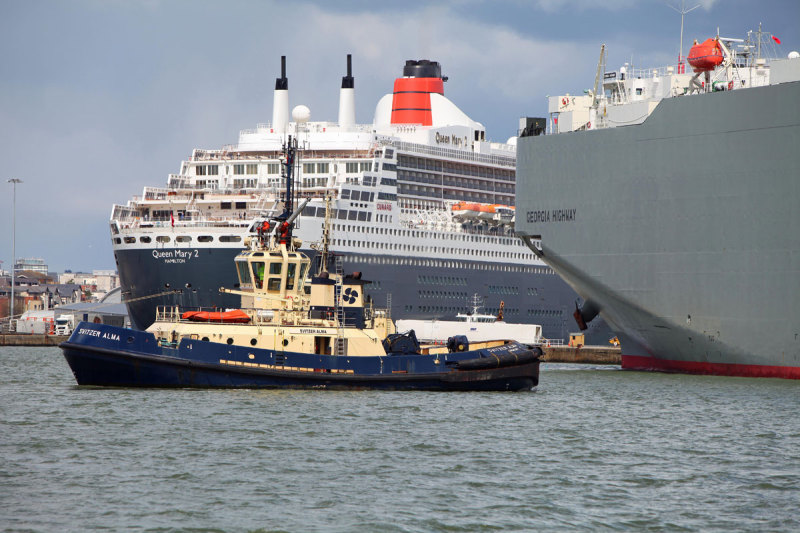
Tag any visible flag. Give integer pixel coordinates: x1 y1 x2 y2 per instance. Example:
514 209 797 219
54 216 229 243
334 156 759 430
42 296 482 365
171 211 174 227
772 35 781 45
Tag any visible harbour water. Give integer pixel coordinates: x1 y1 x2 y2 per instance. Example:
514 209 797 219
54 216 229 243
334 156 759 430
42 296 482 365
2 347 799 532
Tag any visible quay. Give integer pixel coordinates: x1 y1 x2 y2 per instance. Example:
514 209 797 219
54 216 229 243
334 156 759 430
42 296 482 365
541 345 621 365
0 334 68 347
0 333 621 365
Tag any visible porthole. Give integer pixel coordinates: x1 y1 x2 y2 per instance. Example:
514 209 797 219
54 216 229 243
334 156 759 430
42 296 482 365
227 338 234 345
198 235 213 242
250 338 257 346
156 236 171 243
139 236 151 243
176 236 192 243
202 337 209 342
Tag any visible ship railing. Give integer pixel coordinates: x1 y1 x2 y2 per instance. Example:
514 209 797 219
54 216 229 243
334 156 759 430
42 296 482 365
155 306 183 323
111 205 138 221
625 64 681 80
239 122 374 136
541 337 565 347
116 218 254 230
387 140 516 167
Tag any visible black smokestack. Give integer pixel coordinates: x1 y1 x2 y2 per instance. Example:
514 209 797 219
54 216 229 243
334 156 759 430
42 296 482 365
341 54 354 89
275 55 288 90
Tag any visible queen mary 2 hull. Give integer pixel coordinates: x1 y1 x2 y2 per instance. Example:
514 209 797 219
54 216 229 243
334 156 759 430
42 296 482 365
515 80 800 378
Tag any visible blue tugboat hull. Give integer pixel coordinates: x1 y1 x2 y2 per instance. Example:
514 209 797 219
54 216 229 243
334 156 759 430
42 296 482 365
60 323 540 391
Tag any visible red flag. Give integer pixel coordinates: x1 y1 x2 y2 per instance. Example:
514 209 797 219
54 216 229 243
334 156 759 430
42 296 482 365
772 35 781 45
171 212 174 227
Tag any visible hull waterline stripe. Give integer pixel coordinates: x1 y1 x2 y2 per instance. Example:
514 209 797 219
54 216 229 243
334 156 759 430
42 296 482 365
622 355 800 379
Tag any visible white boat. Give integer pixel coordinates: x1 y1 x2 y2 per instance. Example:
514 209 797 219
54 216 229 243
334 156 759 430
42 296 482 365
396 294 542 345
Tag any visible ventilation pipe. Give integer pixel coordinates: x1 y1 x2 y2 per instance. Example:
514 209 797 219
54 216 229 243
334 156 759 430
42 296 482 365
272 56 289 134
338 54 355 129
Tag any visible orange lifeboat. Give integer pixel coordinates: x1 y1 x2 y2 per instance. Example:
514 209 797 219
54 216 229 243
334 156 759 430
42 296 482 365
181 309 251 323
687 38 724 72
452 202 482 219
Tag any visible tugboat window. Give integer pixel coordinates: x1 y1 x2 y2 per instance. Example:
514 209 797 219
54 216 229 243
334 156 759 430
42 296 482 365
286 263 297 290
269 262 282 275
236 261 252 286
251 262 265 289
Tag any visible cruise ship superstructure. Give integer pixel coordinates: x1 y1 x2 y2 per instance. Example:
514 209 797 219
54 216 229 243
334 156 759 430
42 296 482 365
515 29 800 378
111 56 590 340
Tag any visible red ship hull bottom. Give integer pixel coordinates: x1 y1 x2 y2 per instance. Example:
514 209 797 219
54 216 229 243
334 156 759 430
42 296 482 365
622 355 800 379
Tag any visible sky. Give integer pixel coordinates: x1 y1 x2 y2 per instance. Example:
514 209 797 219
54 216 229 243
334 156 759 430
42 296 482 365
1 0 798 273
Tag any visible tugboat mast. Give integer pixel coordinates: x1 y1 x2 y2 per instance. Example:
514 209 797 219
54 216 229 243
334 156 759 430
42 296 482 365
275 135 298 244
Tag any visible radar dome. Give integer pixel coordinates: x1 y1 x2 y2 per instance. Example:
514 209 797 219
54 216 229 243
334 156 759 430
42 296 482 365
292 105 311 123
789 51 800 59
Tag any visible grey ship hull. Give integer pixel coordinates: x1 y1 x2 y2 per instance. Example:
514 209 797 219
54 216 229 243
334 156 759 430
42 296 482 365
516 81 800 378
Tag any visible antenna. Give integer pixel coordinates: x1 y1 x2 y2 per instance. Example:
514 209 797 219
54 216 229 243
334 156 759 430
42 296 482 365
668 1 700 72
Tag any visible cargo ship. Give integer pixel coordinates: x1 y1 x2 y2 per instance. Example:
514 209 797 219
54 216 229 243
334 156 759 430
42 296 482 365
515 28 800 378
111 56 607 342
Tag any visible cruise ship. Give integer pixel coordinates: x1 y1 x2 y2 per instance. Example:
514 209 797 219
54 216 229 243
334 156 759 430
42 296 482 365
515 28 800 378
111 56 603 341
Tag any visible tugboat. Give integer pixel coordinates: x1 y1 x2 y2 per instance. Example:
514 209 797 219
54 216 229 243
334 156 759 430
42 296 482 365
60 138 541 391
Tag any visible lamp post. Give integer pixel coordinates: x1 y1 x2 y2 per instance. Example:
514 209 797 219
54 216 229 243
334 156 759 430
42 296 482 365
7 178 22 325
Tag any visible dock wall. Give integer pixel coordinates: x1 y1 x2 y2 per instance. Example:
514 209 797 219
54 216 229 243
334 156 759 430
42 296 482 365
542 345 621 365
0 334 68 347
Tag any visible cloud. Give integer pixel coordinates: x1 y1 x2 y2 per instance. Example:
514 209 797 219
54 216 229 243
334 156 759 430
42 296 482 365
532 0 719 12
287 3 597 137
532 0 638 12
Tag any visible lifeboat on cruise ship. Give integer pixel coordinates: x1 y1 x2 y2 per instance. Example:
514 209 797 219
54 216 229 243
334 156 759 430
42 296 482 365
451 201 482 219
687 38 724 72
492 205 515 223
181 309 251 323
452 202 515 224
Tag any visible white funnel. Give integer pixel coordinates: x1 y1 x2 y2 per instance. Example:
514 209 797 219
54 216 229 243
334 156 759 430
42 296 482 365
338 54 355 129
272 56 289 134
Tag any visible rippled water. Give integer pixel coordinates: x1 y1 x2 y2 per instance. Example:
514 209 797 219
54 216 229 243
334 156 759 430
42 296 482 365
2 347 799 532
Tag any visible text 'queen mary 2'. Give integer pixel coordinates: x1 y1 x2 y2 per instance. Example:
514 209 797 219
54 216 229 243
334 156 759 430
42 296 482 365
111 56 606 342
515 29 800 378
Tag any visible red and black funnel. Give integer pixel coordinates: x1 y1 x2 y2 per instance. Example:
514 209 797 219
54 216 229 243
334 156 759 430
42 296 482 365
390 60 446 126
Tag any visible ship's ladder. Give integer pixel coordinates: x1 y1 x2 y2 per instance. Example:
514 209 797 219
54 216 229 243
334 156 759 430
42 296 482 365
334 256 347 355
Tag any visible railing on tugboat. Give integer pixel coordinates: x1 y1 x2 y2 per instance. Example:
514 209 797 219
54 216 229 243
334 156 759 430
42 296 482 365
154 303 380 329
